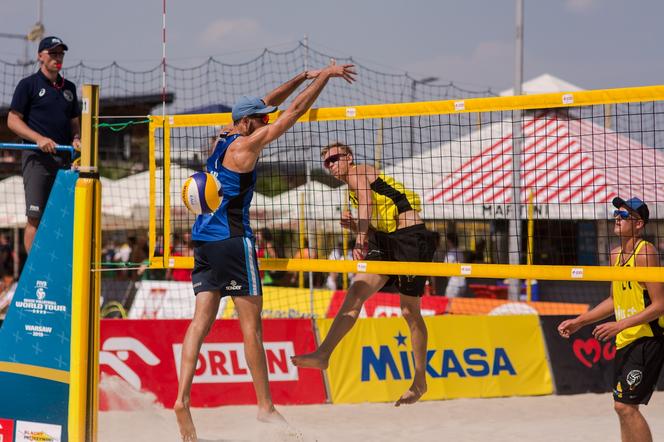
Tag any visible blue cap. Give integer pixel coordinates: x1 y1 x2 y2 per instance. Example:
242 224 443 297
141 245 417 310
613 196 649 223
231 96 277 122
38 36 68 53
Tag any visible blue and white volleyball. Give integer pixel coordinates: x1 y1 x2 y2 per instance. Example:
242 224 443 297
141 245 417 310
182 172 222 215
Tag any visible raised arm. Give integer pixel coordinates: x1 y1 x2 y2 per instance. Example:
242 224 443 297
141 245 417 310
263 70 321 107
239 61 355 155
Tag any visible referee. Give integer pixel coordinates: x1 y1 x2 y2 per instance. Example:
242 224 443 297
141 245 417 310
7 36 81 253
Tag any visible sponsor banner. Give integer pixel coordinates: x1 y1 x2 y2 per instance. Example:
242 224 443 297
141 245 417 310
540 316 664 394
100 319 325 409
14 420 61 442
129 283 334 320
0 418 15 442
448 298 588 316
326 291 448 318
317 315 552 404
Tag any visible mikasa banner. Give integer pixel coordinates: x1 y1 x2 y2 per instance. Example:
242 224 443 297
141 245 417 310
318 315 553 404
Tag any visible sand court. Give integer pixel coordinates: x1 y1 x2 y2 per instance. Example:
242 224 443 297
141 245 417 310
99 392 664 442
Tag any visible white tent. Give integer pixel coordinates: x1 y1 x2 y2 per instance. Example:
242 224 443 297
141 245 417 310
0 175 134 229
499 73 583 96
265 181 348 232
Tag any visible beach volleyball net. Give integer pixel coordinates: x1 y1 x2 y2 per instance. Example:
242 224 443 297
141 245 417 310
139 85 664 318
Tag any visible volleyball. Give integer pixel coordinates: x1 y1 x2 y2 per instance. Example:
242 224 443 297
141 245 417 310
181 172 222 215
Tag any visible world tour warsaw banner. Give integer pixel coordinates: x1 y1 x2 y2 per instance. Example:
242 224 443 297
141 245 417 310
317 315 553 404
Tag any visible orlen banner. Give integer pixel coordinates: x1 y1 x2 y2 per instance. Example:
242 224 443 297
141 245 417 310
317 315 553 404
99 319 326 409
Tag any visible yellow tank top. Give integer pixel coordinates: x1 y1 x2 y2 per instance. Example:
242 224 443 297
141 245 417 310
612 240 664 349
348 172 421 233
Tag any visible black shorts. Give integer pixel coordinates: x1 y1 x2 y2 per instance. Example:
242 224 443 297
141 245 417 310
365 223 438 297
22 151 70 220
191 236 262 297
613 337 664 405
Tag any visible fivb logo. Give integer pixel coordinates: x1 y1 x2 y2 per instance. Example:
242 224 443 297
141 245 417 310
173 342 297 383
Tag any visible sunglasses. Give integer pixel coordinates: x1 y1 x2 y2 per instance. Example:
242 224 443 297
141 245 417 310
248 114 270 124
613 209 637 220
46 51 66 58
324 153 347 168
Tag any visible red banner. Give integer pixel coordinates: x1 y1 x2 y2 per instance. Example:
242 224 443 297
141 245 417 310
99 319 325 410
0 418 14 442
326 291 449 318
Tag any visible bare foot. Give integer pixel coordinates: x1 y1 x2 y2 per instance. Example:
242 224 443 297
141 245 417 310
257 406 287 424
290 351 329 370
174 400 198 441
394 383 427 407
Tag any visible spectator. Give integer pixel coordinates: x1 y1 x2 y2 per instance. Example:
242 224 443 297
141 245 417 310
167 232 194 282
443 232 466 298
255 228 278 286
325 239 353 291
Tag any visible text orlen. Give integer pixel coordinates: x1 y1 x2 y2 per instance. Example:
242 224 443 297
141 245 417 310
361 346 517 381
173 342 298 383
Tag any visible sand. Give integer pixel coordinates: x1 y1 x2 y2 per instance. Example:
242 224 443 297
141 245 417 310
99 392 664 442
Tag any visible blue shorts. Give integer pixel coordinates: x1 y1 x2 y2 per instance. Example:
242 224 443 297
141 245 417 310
191 236 262 297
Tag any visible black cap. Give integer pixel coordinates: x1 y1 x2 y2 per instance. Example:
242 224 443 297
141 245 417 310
612 196 650 223
38 36 68 53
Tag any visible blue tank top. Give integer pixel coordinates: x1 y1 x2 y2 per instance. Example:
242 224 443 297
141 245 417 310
192 134 256 241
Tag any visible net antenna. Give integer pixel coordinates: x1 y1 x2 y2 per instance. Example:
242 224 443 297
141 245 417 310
161 0 167 118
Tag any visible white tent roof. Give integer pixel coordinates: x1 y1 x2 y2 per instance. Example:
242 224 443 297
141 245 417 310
500 73 583 96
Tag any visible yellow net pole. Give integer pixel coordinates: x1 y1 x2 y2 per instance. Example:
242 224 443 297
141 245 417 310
526 190 534 302
298 191 305 288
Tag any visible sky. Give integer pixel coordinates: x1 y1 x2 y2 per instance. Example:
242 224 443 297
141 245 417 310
1 0 663 93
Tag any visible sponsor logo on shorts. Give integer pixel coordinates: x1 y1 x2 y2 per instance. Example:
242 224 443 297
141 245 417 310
29 205 40 213
173 342 298 383
192 282 202 289
63 90 73 102
15 420 61 442
626 369 642 390
225 280 242 291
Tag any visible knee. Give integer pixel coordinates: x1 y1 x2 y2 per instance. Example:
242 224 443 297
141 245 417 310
401 305 422 324
191 314 215 336
614 401 638 419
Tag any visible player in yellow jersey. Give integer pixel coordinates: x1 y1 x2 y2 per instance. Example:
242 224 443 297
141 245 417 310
558 196 664 442
292 142 438 406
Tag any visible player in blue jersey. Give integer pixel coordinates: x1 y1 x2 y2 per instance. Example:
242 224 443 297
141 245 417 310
175 60 355 442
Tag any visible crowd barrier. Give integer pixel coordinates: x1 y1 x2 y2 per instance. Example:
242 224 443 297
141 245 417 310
70 284 664 410
97 314 664 410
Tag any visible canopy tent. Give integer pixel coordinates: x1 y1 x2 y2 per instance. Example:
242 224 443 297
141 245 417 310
261 181 348 232
0 175 134 229
499 73 583 96
385 110 664 220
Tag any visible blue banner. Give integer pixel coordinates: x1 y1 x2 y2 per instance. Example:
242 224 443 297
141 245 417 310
0 170 77 442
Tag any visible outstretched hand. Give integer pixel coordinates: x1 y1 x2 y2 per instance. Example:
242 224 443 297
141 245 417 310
324 59 357 84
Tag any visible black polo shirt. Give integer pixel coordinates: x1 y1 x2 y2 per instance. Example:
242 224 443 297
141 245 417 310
10 70 80 146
